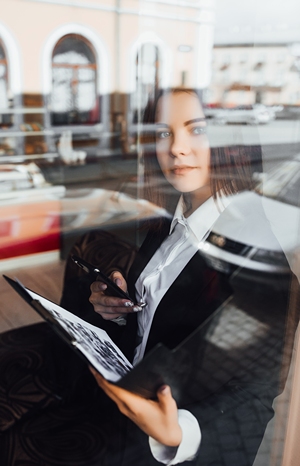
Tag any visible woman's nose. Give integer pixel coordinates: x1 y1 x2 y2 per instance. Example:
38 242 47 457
170 132 190 157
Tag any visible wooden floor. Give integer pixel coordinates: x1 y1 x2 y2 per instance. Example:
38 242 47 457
0 258 66 333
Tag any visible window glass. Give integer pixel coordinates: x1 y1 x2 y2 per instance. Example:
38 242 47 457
0 2 300 466
51 35 98 125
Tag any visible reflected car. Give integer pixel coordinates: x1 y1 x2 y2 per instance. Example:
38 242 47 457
60 188 169 232
211 104 275 126
201 158 300 284
59 188 170 257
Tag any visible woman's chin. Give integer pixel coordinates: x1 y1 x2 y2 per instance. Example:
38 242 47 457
168 179 209 194
168 183 190 193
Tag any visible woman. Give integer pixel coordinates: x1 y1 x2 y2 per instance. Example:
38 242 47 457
0 89 296 466
89 88 297 465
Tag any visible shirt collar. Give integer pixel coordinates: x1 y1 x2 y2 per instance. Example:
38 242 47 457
170 194 233 242
169 196 187 233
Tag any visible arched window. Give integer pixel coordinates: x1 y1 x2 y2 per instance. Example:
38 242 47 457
0 39 9 109
51 34 99 125
133 43 160 122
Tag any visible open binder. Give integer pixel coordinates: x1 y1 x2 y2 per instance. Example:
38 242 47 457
4 274 243 404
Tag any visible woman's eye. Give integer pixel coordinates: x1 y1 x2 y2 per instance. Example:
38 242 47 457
156 131 171 139
191 126 206 135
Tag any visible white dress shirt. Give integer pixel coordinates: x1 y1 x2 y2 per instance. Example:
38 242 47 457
133 195 231 464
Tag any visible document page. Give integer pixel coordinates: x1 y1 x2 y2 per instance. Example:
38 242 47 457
27 289 133 383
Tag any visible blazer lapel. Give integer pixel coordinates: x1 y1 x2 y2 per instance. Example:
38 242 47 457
127 219 171 298
145 251 232 353
119 220 171 361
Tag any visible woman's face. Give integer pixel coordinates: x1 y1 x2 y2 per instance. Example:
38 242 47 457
155 92 211 197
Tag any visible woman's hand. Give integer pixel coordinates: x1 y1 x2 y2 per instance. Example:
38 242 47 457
90 367 182 447
89 271 140 320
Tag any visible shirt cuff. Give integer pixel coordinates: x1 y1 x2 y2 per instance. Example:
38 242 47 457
148 409 201 465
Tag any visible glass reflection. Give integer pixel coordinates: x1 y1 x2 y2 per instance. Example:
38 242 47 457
0 1 300 465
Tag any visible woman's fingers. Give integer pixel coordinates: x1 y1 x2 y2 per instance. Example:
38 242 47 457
89 367 132 408
154 385 177 421
89 297 135 317
110 271 128 292
89 272 142 319
89 291 134 311
90 367 137 406
90 367 111 391
90 367 182 446
156 385 173 411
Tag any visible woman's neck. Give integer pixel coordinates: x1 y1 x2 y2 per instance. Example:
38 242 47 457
183 186 212 217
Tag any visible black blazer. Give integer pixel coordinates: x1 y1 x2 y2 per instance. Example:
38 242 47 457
117 195 298 466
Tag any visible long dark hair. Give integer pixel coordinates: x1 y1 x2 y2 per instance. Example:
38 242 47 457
141 88 261 213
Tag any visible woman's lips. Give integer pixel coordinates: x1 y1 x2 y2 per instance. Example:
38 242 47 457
171 166 196 175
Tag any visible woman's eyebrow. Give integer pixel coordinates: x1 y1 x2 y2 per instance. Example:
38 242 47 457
184 118 206 126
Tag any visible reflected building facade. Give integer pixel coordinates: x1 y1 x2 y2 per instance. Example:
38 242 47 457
0 0 214 157
209 44 300 107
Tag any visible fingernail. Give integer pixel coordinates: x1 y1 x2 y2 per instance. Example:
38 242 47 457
124 301 134 307
115 278 122 287
96 280 107 289
133 305 142 312
159 385 168 393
